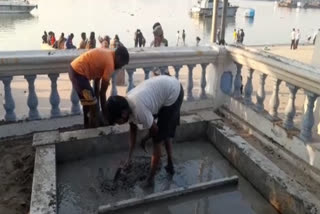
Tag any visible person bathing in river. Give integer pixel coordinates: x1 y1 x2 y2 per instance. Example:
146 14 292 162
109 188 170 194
68 47 129 128
104 75 184 187
42 31 48 44
99 35 111 49
86 31 96 49
57 33 66 49
150 22 168 47
79 32 88 49
66 33 76 49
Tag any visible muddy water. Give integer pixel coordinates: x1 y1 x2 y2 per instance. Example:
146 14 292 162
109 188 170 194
57 140 279 214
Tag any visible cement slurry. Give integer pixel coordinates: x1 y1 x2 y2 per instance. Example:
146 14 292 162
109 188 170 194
57 140 279 214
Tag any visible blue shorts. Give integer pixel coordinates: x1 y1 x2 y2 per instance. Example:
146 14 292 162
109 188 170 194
68 66 97 106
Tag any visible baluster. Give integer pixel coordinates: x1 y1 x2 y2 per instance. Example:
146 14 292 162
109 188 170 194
199 64 208 99
111 71 118 96
173 65 182 79
48 74 61 118
244 68 254 105
256 73 267 112
143 67 151 80
187 65 195 101
24 75 40 120
159 66 169 75
70 87 81 114
300 91 318 141
126 69 135 92
269 78 282 118
0 76 16 121
283 84 298 129
233 63 242 98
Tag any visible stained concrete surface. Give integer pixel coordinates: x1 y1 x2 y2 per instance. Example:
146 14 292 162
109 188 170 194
57 140 279 214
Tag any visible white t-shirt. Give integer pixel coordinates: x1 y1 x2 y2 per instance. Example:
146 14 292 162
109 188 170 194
127 76 181 129
296 32 301 40
291 31 296 40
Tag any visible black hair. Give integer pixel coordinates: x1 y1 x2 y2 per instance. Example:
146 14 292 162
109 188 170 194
105 96 130 125
115 46 130 66
81 32 86 40
90 32 95 40
153 22 161 30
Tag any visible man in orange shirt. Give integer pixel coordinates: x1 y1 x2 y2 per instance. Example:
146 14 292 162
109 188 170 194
69 47 129 128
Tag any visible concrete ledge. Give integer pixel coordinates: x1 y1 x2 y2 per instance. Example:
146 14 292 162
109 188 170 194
98 176 238 214
33 131 60 147
34 114 208 163
1 100 215 140
207 120 320 214
0 115 82 140
30 145 56 214
225 97 320 172
219 107 320 185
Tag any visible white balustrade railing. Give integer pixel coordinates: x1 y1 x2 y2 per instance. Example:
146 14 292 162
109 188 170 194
0 47 218 122
227 45 320 142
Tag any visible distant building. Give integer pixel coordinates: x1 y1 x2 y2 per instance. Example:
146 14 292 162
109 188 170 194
278 0 320 8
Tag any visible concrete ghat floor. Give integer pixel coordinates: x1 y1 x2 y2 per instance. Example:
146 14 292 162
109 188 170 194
57 140 279 214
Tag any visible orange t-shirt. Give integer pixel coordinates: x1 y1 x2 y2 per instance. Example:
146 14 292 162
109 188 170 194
71 48 115 81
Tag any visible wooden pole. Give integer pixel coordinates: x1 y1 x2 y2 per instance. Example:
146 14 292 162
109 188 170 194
211 0 219 43
220 0 228 44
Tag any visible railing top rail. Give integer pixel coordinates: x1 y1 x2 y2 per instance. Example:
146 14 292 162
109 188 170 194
0 46 219 77
227 45 320 94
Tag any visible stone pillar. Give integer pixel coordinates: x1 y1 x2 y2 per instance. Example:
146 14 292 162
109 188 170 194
206 47 232 109
305 32 320 134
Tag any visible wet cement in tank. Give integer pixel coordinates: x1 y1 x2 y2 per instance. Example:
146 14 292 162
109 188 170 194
57 140 279 214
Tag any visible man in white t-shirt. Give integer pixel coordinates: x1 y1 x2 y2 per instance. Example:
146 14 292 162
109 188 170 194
291 28 296 50
104 75 184 186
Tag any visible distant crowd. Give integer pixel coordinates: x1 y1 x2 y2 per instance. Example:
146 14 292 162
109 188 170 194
290 28 320 50
41 23 203 50
42 31 122 50
233 29 245 44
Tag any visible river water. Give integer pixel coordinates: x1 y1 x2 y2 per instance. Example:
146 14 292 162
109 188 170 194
0 0 320 50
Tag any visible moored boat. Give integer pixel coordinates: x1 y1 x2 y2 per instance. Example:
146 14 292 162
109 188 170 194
0 0 37 14
190 0 239 17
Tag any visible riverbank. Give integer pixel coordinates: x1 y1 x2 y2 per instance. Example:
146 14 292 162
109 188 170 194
252 44 315 64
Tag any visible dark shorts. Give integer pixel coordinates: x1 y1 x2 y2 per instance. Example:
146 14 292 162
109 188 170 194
153 85 184 144
68 66 97 106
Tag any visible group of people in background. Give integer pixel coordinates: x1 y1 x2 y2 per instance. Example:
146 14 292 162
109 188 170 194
290 28 320 50
176 30 186 46
290 28 301 50
42 31 123 50
233 29 245 44
41 25 203 50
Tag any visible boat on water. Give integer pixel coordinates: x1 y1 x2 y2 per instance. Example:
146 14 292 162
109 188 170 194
0 0 37 13
190 0 239 17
